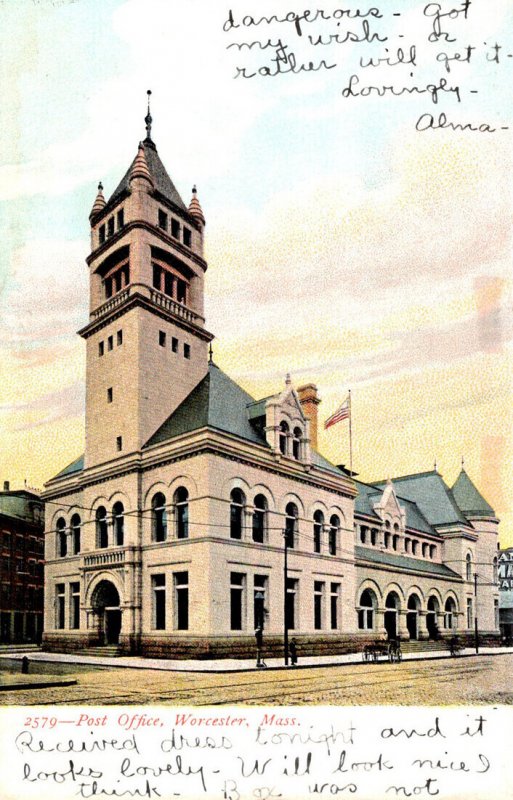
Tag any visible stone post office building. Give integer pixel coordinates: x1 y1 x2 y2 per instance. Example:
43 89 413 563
42 110 501 657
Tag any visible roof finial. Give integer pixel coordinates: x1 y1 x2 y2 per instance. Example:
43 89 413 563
145 89 153 141
285 372 291 386
434 459 437 472
461 455 465 469
209 342 213 364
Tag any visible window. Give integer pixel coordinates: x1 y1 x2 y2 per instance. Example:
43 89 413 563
183 227 192 247
360 525 367 545
104 264 129 299
171 337 178 353
152 263 162 291
99 341 104 357
113 501 124 546
108 335 114 351
56 517 67 558
230 488 245 540
467 597 473 629
171 218 180 239
117 208 125 229
254 575 267 629
330 583 341 630
370 528 377 546
494 599 499 628
384 531 391 549
392 535 399 551
70 514 81 555
158 209 168 230
184 343 191 359
152 493 167 542
285 577 298 630
422 543 428 558
230 572 245 630
444 597 456 629
493 557 498 584
252 494 267 543
314 581 325 630
56 584 65 630
174 571 189 630
292 427 302 460
285 502 298 549
164 271 174 297
117 330 123 346
99 224 106 244
358 589 375 630
313 510 324 554
174 487 189 539
152 574 166 630
107 217 115 238
3 532 11 550
96 506 108 549
329 515 339 556
70 582 80 629
404 537 411 554
466 553 472 581
177 279 187 304
159 331 166 347
279 421 289 456
107 387 113 403
411 540 418 555
430 545 436 559
116 436 123 451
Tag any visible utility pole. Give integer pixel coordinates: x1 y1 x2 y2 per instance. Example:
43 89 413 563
474 572 479 655
284 530 289 666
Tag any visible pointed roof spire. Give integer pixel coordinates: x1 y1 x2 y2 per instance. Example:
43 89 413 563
89 181 106 219
130 142 154 187
188 185 205 225
208 342 213 364
285 373 291 386
144 89 153 143
451 469 495 518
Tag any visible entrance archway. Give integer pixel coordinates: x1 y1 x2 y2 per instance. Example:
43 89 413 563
427 596 440 639
407 594 421 640
385 592 400 639
91 580 121 645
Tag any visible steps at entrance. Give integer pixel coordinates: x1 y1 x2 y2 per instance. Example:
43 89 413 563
0 644 41 654
400 640 449 654
79 646 122 658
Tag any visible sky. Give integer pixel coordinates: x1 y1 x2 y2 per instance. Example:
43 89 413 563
0 0 512 544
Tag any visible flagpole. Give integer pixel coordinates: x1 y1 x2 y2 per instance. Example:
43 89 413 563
348 389 353 478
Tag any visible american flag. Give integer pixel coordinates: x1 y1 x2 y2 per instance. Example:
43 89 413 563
324 397 350 430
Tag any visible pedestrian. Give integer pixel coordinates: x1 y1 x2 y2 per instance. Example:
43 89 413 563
255 626 265 668
289 638 298 665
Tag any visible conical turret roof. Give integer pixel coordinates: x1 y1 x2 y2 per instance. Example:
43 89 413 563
89 182 106 219
129 143 154 186
451 469 495 517
188 185 205 224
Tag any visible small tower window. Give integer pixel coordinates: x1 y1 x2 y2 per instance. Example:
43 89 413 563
107 387 113 403
98 341 104 357
171 218 180 239
184 343 191 359
153 264 162 291
158 209 168 230
99 225 106 244
116 436 122 451
164 272 174 297
117 208 125 229
108 336 113 351
107 217 115 238
183 227 192 247
117 330 123 346
159 331 166 347
171 337 178 353
292 427 302 460
177 279 187 304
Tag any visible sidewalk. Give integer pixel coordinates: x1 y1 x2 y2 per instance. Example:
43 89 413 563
1 645 512 674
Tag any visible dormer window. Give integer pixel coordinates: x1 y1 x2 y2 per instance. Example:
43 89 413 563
292 427 302 460
279 421 289 455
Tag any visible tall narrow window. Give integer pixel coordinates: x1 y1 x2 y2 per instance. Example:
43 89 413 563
183 227 192 247
158 209 168 230
444 597 455 630
358 589 375 630
285 578 298 630
107 217 115 237
117 208 125 229
56 584 65 629
174 572 189 630
96 506 108 549
360 525 367 544
467 597 473 629
230 572 245 630
254 575 267 629
313 510 324 554
314 581 325 630
392 534 399 551
152 574 166 630
184 343 191 359
493 557 498 584
230 489 245 540
292 427 302 460
56 518 67 558
494 598 499 628
466 553 472 581
171 218 180 238
285 502 298 549
370 528 377 546
279 421 289 456
117 329 123 346
70 582 80 629
252 494 267 543
99 341 104 357
152 493 167 542
116 435 123 451
177 279 187 304
171 337 178 353
422 543 428 557
70 514 81 555
107 387 113 403
108 335 114 351
99 224 106 244
329 515 339 556
164 271 174 297
113 501 124 546
174 487 189 539
159 330 166 347
152 263 162 291
330 583 341 630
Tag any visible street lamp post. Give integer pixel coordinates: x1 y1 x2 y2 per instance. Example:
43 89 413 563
283 530 289 666
474 572 479 654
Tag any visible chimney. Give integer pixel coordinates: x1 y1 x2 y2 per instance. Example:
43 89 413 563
298 384 320 450
3 481 10 491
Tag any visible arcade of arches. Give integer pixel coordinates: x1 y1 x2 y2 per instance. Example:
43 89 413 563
357 587 459 640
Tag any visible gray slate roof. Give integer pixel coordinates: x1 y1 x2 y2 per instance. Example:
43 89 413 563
52 455 84 481
372 471 469 528
109 140 187 211
355 545 461 579
451 469 495 517
354 479 437 535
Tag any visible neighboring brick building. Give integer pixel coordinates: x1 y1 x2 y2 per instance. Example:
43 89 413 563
0 482 44 643
498 548 513 640
41 104 501 658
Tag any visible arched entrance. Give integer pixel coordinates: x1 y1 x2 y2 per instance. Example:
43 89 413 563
91 580 121 645
385 592 400 639
427 596 440 639
407 594 421 640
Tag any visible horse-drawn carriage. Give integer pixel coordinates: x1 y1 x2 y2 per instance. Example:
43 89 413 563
362 638 402 663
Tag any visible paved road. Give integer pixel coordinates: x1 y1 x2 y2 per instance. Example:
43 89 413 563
1 653 512 706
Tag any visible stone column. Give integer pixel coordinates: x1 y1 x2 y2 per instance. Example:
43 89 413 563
375 608 386 635
417 610 429 639
398 609 410 639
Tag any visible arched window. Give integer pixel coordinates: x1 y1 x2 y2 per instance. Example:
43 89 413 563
96 506 108 549
230 488 245 540
292 427 302 460
411 540 418 555
285 502 298 549
429 545 436 559
422 542 428 558
252 494 267 543
358 589 375 630
493 556 498 584
279 421 289 455
113 501 124 546
174 487 189 539
384 521 391 549
444 597 456 629
56 517 67 558
370 528 377 546
466 553 472 581
313 510 324 554
392 534 399 551
152 493 167 542
404 538 411 553
329 514 340 556
70 514 81 555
